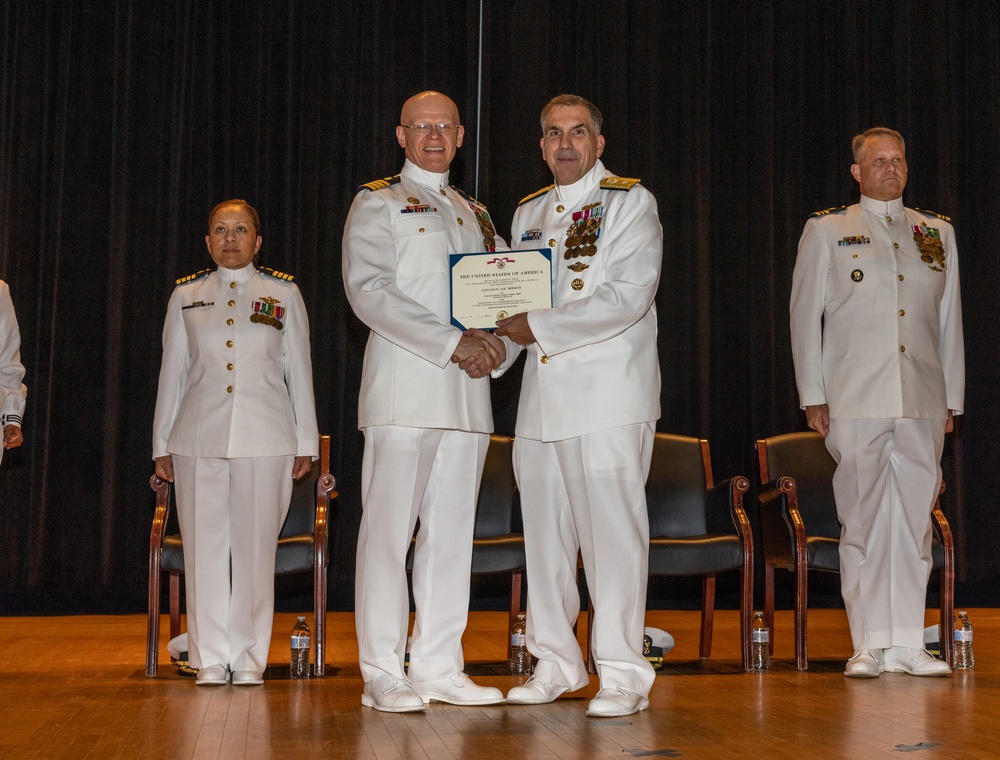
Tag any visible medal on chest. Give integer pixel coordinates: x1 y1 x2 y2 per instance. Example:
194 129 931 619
913 223 945 271
467 201 497 252
564 202 603 260
250 296 285 330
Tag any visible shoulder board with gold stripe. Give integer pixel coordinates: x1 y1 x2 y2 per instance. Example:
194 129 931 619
260 267 295 282
914 208 952 222
451 185 484 207
809 205 848 218
358 175 401 192
600 176 641 191
175 268 212 285
518 184 555 205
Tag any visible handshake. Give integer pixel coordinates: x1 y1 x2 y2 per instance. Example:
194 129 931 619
450 328 506 379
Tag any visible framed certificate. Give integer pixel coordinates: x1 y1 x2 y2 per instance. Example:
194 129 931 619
449 249 553 330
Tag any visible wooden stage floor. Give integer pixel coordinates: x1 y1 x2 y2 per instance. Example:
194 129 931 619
0 608 997 759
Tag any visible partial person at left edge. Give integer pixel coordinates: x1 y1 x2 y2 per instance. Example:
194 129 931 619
152 199 319 686
0 278 26 467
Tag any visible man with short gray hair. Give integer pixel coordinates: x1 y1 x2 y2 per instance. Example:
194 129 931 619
496 94 663 717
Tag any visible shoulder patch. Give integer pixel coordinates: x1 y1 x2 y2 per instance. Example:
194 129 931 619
914 208 952 222
175 268 212 286
809 205 848 218
600 176 641 191
260 267 295 282
518 184 555 206
359 175 401 193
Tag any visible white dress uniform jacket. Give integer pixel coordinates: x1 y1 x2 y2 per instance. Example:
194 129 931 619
503 159 662 439
343 159 500 433
151 262 318 673
343 159 507 686
153 264 318 459
790 195 964 419
0 280 26 447
790 194 965 653
499 160 662 696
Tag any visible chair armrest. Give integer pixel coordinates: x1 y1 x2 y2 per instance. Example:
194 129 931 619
147 474 171 677
758 476 803 566
706 475 751 537
931 481 953 549
149 475 171 554
313 472 337 569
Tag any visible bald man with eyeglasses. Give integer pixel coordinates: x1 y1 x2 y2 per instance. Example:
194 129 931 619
343 91 507 712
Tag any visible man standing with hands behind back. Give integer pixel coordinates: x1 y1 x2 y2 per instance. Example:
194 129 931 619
495 94 662 717
790 127 963 678
343 91 507 712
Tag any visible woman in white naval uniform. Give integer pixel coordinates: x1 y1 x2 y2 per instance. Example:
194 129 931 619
153 200 318 685
0 279 26 465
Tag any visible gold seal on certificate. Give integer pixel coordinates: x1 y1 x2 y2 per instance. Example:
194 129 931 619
449 249 553 330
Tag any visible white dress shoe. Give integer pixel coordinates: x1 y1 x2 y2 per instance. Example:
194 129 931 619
361 672 426 712
409 672 504 705
844 649 883 678
506 675 574 705
585 687 650 717
232 670 264 686
883 647 951 677
195 664 229 685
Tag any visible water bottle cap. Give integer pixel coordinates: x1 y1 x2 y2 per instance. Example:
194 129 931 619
297 615 306 621
958 610 967 615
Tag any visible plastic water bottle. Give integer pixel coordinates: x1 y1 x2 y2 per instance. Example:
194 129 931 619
752 611 770 670
510 614 532 676
290 616 311 677
954 610 974 670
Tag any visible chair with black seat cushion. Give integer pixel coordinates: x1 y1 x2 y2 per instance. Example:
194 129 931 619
407 434 525 658
629 433 754 670
145 434 337 677
755 430 954 669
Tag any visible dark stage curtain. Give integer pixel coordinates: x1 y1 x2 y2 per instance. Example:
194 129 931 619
1 0 998 613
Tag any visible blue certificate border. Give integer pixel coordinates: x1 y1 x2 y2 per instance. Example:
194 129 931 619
449 248 553 331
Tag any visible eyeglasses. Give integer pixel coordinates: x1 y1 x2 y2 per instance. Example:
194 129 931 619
400 123 460 137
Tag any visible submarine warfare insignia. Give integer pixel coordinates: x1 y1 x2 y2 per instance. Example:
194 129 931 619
913 223 946 271
564 202 603 260
251 296 285 330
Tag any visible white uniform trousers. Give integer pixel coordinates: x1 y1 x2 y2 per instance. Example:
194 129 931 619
173 455 294 672
514 422 656 695
355 425 488 684
826 418 945 650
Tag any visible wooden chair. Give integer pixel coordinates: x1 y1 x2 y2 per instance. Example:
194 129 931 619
407 434 525 658
586 433 753 670
755 430 954 669
646 434 753 669
145 434 337 677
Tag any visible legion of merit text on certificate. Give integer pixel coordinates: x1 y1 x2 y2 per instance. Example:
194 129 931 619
449 249 553 331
